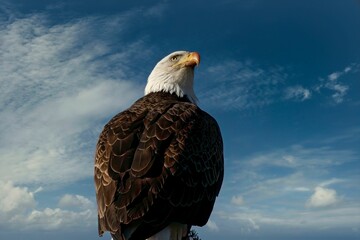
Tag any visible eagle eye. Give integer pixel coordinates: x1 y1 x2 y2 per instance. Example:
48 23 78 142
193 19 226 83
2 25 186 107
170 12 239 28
170 55 179 62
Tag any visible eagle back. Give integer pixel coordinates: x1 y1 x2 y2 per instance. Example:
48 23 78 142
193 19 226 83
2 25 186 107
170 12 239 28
94 92 223 239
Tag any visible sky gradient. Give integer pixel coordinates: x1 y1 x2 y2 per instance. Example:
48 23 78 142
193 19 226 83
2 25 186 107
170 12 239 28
0 1 359 240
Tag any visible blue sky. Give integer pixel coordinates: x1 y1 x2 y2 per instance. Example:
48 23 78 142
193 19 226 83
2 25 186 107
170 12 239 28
0 1 359 240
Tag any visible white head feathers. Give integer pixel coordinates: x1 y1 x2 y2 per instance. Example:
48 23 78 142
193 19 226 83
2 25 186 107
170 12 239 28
145 51 200 103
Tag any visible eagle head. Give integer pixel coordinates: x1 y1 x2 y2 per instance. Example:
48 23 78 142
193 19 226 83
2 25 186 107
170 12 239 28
145 51 200 103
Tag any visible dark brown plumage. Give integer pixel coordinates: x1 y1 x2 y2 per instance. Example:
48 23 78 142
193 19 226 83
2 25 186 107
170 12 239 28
94 91 223 240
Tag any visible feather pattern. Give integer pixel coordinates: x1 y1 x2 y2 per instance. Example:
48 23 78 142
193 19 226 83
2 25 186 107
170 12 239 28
94 92 223 240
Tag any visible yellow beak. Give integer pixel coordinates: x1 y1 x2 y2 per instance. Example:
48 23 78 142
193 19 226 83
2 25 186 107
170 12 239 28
173 52 200 68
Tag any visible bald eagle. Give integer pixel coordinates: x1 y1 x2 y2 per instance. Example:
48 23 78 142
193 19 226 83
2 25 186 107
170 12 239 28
94 51 224 240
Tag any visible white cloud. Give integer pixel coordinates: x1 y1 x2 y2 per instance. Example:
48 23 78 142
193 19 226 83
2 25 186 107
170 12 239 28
344 66 352 73
58 194 94 210
206 219 219 232
330 83 348 103
0 181 96 230
10 207 95 230
306 186 340 208
0 181 37 214
284 85 311 101
231 195 245 205
328 72 342 81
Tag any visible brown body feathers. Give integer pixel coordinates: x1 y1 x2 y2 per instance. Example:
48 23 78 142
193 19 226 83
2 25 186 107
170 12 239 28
94 92 224 240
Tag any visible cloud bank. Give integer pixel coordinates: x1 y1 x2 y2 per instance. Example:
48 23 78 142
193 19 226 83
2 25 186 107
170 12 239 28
212 139 360 238
0 9 155 232
0 13 145 187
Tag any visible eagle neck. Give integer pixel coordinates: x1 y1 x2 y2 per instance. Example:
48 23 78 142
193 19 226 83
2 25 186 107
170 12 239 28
145 71 198 104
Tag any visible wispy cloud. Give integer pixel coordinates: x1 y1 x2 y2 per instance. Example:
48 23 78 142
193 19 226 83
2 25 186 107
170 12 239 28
217 205 360 232
319 178 346 187
315 63 360 104
0 13 147 187
284 85 311 101
198 60 287 110
199 61 359 111
144 1 168 17
327 64 357 81
245 144 357 169
231 195 245 205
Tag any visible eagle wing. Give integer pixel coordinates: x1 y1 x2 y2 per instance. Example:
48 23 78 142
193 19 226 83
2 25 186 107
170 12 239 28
94 93 223 240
